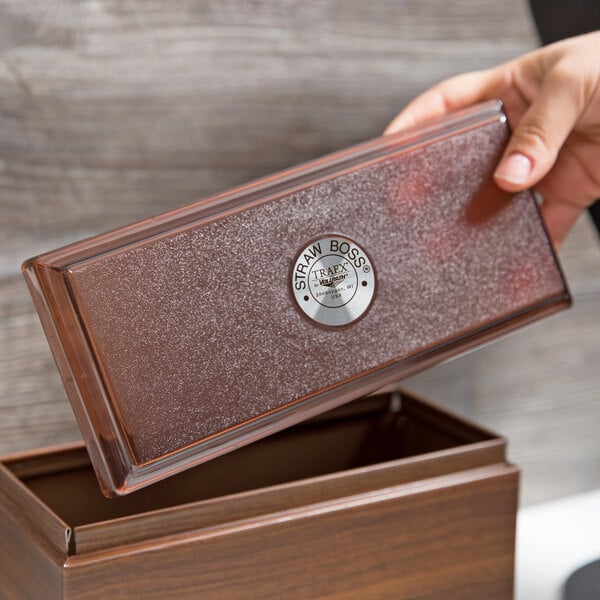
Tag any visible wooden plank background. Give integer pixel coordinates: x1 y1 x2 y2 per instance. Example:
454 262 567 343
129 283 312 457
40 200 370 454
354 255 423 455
0 0 598 505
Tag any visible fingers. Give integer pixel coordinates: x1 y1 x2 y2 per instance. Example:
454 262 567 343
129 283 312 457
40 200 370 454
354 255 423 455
384 68 509 134
383 34 600 247
539 200 584 248
532 143 599 247
493 62 583 191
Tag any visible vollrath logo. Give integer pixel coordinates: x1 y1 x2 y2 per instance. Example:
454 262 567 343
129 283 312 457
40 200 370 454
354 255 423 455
292 236 375 327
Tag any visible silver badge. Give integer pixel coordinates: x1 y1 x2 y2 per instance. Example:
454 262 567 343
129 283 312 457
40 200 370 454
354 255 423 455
292 236 375 327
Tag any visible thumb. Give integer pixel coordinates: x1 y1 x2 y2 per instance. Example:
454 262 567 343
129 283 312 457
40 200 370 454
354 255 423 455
493 64 582 191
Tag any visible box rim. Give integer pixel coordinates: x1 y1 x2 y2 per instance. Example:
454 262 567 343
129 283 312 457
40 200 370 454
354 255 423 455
1 391 511 556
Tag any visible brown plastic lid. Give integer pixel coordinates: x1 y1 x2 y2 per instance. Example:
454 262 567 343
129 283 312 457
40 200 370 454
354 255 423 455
23 100 570 496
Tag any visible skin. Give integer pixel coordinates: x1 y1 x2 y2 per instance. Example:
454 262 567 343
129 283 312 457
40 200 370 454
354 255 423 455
385 31 600 248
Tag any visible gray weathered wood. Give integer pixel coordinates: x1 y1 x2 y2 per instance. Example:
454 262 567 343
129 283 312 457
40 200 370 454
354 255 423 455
1 0 598 505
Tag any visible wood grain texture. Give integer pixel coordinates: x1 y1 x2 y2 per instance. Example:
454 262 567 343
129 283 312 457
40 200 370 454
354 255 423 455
0 393 518 599
0 0 598 505
16 393 507 554
0 463 67 599
0 508 64 599
62 469 518 600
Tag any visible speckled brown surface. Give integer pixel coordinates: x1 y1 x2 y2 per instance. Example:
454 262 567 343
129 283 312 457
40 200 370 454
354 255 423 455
65 119 567 465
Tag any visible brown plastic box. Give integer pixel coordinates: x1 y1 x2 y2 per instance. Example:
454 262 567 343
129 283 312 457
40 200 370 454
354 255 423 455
0 390 519 599
22 101 568 496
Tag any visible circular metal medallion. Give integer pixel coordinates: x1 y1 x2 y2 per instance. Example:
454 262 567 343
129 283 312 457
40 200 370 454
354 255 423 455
292 236 375 327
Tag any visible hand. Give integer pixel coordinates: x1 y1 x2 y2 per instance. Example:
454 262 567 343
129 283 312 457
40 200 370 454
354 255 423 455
385 31 600 247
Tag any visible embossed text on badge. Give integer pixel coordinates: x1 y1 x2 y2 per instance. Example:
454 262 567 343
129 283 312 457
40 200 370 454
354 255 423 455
292 236 375 327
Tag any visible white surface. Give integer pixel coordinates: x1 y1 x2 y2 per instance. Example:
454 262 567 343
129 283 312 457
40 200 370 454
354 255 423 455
516 489 600 600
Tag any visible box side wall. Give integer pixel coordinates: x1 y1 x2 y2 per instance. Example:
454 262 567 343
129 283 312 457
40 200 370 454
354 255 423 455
21 262 130 496
0 505 63 599
73 440 506 554
0 463 69 598
64 466 519 600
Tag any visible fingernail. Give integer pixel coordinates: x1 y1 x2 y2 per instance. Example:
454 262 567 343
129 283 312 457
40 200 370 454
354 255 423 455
494 153 532 185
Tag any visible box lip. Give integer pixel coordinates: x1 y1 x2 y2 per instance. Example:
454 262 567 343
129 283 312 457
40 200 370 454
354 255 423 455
0 390 512 557
66 462 520 564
